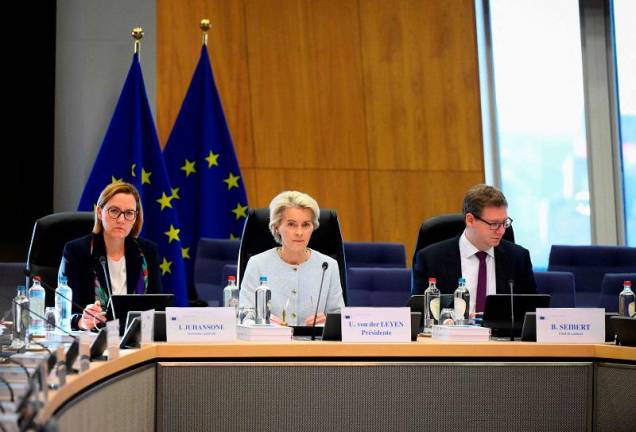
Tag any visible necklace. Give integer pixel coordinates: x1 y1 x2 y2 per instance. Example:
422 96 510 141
277 247 310 265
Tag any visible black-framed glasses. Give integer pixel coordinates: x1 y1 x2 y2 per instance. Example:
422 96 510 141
474 214 513 230
105 207 137 221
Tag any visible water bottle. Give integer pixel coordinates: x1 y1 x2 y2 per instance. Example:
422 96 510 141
454 277 470 325
618 280 635 318
255 276 271 325
423 277 440 334
28 275 46 337
56 276 73 332
12 285 30 349
223 276 240 318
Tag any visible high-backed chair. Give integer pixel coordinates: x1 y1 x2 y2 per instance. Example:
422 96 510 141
237 208 347 301
344 242 406 268
25 212 94 303
548 245 636 307
347 267 412 307
193 238 240 306
598 273 636 313
412 213 515 267
533 271 576 308
0 262 26 318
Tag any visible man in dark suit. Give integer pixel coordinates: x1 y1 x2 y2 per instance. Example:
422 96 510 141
412 184 536 315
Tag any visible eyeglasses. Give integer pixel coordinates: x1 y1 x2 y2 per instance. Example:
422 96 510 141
474 214 513 230
105 207 137 221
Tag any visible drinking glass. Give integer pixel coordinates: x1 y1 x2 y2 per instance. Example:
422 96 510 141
439 308 455 326
239 307 255 326
44 307 59 332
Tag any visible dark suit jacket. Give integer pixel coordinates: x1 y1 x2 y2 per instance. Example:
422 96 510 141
59 233 162 329
412 236 536 296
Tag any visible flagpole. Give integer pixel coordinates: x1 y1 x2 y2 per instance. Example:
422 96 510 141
200 19 210 46
132 27 144 58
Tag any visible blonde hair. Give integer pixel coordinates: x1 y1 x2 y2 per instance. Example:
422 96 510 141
269 191 320 244
92 182 144 238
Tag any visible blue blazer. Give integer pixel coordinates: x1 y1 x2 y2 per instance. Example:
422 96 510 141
59 233 162 329
412 236 536 295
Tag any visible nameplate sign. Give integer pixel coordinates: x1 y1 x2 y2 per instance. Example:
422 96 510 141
341 307 411 343
166 307 236 342
536 308 605 343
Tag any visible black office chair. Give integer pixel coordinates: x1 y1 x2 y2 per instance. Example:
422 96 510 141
237 208 348 302
412 213 515 267
26 211 94 304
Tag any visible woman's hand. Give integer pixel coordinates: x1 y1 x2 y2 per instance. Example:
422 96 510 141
270 314 284 325
78 301 107 330
304 313 326 326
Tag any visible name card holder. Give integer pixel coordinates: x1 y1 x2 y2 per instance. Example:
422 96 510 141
341 307 411 343
536 308 605 343
166 307 237 342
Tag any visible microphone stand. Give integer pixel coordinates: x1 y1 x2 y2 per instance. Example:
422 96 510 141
508 279 515 342
311 262 329 341
99 257 116 320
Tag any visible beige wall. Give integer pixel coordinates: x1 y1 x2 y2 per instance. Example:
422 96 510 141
157 0 484 262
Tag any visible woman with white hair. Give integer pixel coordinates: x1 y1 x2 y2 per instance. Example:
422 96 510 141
239 191 345 326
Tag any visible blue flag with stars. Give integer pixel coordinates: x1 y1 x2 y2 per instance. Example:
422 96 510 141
163 45 249 290
78 53 188 307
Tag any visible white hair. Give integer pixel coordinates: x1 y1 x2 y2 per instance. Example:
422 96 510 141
269 191 320 244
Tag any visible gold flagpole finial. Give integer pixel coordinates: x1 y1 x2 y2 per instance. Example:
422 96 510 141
132 27 144 54
200 19 211 46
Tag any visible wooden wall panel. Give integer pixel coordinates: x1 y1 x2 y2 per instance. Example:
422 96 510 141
157 0 254 166
243 169 373 242
157 0 485 265
370 171 484 261
359 0 483 171
244 0 368 169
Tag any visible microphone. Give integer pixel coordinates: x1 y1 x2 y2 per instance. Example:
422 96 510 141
99 257 117 320
311 262 329 341
508 279 515 341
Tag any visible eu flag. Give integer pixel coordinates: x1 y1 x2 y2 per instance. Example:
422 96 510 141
163 46 249 291
78 53 188 307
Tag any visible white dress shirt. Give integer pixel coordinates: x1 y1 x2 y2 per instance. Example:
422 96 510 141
107 256 127 295
459 230 496 315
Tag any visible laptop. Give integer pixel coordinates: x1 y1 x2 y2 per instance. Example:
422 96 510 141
124 310 167 342
109 294 174 335
407 294 454 326
611 316 636 346
482 294 550 338
322 312 422 341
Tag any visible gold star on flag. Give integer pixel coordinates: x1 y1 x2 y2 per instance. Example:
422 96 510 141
171 187 180 200
223 172 240 190
164 224 181 243
232 203 248 220
205 150 220 168
159 257 173 275
181 247 191 259
181 159 197 177
111 176 123 184
229 233 240 240
131 163 137 177
156 192 174 210
141 168 152 185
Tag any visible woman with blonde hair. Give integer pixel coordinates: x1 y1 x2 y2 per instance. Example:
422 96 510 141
239 191 344 326
59 182 162 330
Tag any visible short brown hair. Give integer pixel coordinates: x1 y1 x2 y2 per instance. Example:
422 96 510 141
92 182 144 237
462 184 508 217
